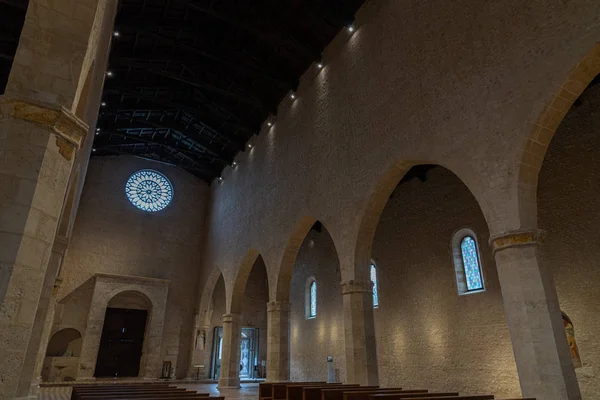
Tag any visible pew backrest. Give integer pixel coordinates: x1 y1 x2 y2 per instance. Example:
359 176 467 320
370 395 493 400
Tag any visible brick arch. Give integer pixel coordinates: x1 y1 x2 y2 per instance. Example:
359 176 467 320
517 42 600 228
197 266 225 326
229 249 268 314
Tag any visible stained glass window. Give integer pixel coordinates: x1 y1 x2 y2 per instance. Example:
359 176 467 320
125 170 173 212
309 281 317 318
370 263 379 308
460 236 483 291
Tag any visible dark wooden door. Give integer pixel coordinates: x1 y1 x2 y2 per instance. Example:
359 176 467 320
94 308 148 377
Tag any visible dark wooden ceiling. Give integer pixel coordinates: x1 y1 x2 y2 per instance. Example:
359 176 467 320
0 0 28 94
0 0 365 182
95 0 366 182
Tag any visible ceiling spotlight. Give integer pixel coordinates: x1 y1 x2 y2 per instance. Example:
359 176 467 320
96 128 100 132
218 177 223 182
267 121 273 127
347 25 355 33
106 71 113 77
290 93 296 100
101 102 106 107
95 131 99 135
317 62 323 69
232 161 237 166
113 31 120 37
92 148 96 152
247 143 252 148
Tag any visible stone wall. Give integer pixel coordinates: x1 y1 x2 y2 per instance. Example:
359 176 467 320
372 167 519 396
538 82 600 399
290 228 346 383
54 155 208 379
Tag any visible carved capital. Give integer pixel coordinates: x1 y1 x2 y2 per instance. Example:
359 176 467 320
222 313 241 324
267 301 290 312
341 280 372 295
0 97 89 160
489 229 546 254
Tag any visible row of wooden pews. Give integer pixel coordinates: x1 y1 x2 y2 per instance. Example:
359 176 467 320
258 382 536 400
71 383 225 400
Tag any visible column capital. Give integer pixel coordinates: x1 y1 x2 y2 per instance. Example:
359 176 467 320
222 313 241 323
267 301 290 312
341 280 373 295
489 229 546 254
0 97 88 160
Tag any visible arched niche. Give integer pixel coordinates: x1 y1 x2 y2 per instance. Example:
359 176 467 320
46 328 82 357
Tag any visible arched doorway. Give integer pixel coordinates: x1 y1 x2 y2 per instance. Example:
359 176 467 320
94 290 152 378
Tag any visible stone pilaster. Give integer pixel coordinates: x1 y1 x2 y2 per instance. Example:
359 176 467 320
217 313 241 388
341 280 379 385
266 301 290 382
491 230 581 400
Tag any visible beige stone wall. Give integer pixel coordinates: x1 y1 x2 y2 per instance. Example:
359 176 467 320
371 167 519 396
290 229 346 383
538 82 600 399
55 155 208 378
199 0 600 305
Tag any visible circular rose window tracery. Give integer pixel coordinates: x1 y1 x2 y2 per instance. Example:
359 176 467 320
125 170 173 212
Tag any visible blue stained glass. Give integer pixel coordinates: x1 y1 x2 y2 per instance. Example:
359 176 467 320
460 236 483 291
370 264 379 307
125 170 173 212
309 281 317 317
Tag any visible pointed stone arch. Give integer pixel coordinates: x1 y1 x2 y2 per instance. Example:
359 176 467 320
229 249 268 314
517 42 600 229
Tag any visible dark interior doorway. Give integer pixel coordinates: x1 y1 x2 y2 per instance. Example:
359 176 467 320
94 307 148 378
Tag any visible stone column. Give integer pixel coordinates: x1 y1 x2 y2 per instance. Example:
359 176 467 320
0 99 87 399
217 313 241 388
341 280 379 385
491 231 581 400
266 301 290 382
15 236 68 398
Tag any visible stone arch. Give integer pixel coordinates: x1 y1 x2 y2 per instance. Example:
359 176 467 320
354 161 489 282
230 249 267 314
198 266 225 326
274 216 343 302
46 328 82 357
107 289 153 310
517 42 600 229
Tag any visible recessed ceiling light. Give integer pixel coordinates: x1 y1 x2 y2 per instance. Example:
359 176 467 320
290 93 296 99
348 25 355 33
267 122 273 127
101 102 106 107
317 62 323 69
92 148 96 152
113 31 120 37
247 143 252 148
106 71 113 77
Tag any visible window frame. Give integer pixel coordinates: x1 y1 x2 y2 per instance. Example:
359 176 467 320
451 228 485 295
305 277 317 319
370 261 379 308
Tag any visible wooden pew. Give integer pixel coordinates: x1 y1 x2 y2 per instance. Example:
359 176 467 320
343 390 428 400
71 384 215 400
271 382 326 400
370 395 494 400
321 387 406 400
300 385 361 400
260 383 274 400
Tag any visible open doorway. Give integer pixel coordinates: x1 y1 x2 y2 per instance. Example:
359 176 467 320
210 326 260 380
94 308 148 378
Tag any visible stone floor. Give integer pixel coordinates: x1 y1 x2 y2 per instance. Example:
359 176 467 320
40 383 259 400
